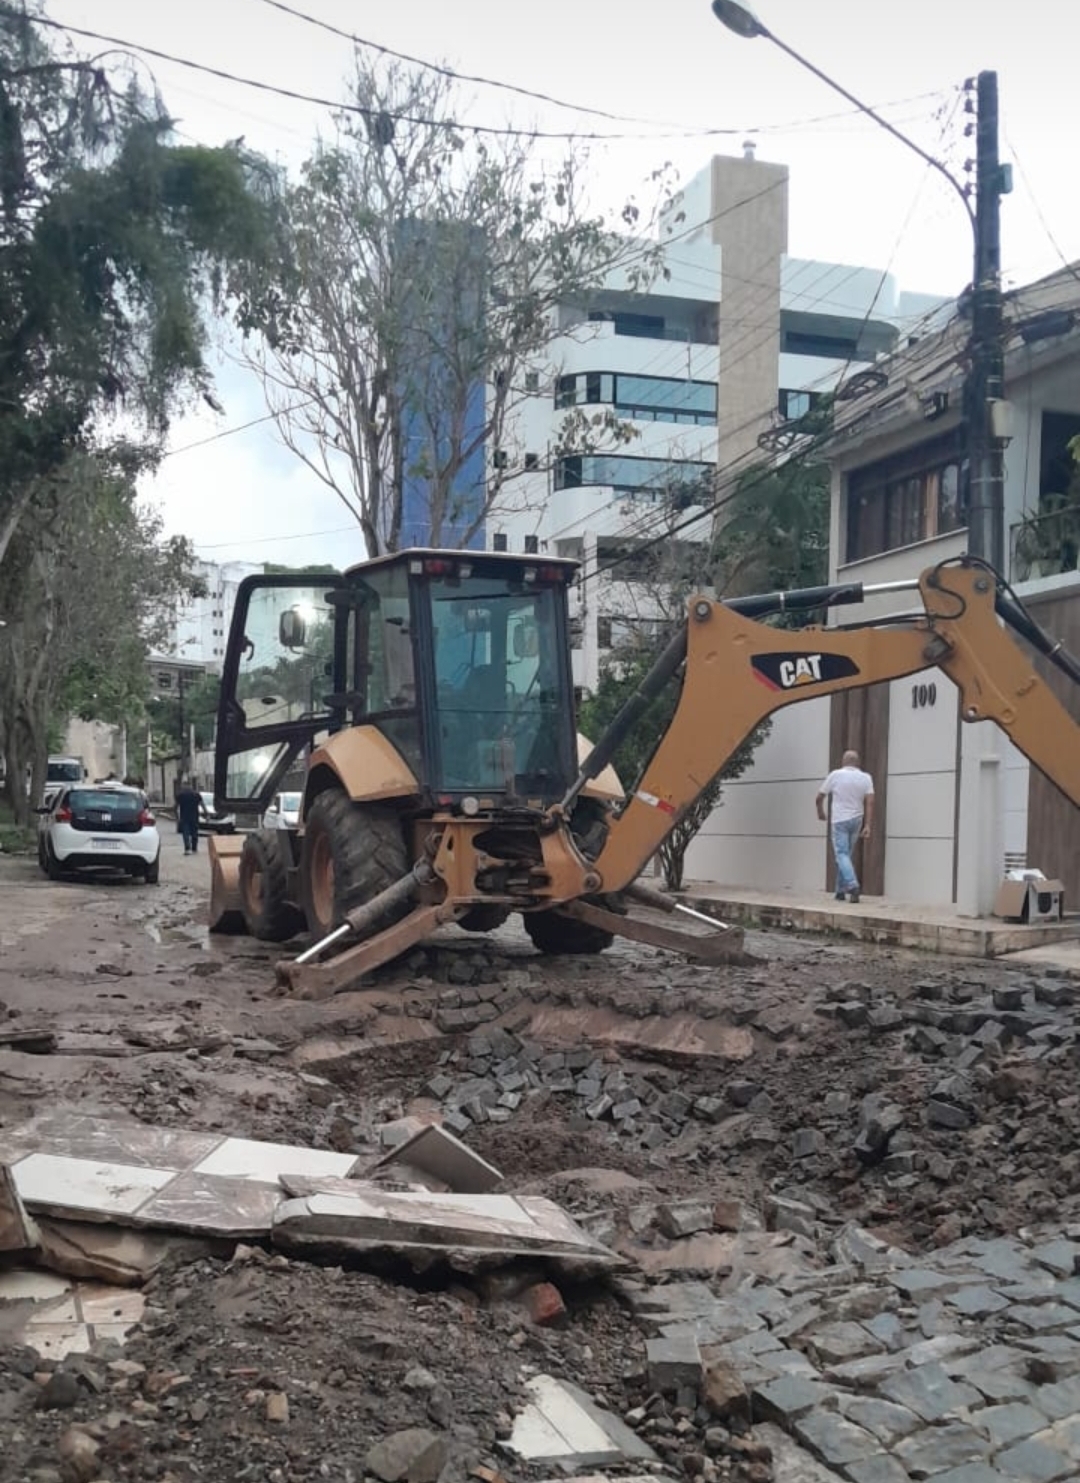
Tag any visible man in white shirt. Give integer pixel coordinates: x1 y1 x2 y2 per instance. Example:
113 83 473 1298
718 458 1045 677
816 750 875 904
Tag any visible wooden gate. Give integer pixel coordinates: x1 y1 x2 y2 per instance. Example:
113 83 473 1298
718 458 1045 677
825 683 890 896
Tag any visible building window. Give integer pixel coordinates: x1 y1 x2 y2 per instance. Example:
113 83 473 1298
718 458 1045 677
555 371 716 426
588 309 666 338
597 616 613 650
846 433 968 562
555 453 714 500
782 327 864 360
492 450 508 470
778 388 825 421
524 371 540 392
524 452 540 471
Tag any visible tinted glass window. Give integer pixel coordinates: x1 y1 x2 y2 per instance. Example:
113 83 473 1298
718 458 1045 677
69 790 141 814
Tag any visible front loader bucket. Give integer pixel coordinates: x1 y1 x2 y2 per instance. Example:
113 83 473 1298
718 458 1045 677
207 833 246 934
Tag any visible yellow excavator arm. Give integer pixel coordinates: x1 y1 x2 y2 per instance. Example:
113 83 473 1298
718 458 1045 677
587 560 1080 894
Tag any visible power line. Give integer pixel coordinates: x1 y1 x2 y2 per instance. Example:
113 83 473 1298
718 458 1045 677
15 9 951 148
256 0 947 142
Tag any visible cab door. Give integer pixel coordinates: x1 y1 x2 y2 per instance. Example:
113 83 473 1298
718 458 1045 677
214 575 347 812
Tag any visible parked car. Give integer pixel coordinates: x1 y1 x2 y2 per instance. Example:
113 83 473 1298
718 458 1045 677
199 792 236 834
262 790 302 830
38 782 161 884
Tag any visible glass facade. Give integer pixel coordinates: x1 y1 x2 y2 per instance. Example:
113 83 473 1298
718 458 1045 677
554 453 714 499
555 371 716 426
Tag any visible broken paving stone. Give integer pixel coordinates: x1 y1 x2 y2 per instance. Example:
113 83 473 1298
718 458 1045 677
510 1375 656 1465
866 1005 905 1033
365 1428 448 1483
993 985 1026 1011
752 1374 834 1423
977 1401 1051 1447
880 1361 984 1422
402 1367 438 1393
726 1080 761 1108
657 1202 714 1240
793 1411 880 1469
792 1129 823 1159
765 1195 817 1239
692 1095 726 1124
987 1437 1072 1482
1029 1239 1080 1278
894 1422 991 1476
838 1396 921 1446
947 1284 1010 1318
837 1001 869 1029
647 1334 704 1395
1035 982 1074 1008
853 1102 904 1164
933 1073 977 1109
927 1098 974 1129
807 1321 883 1366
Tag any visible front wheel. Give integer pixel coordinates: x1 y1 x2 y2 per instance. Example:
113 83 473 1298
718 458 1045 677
239 830 301 941
523 907 613 956
300 790 410 939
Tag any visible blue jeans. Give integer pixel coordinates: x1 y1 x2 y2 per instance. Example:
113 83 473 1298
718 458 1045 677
831 816 862 893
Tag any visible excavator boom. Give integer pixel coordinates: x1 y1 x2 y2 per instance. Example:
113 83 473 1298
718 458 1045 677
591 560 1080 893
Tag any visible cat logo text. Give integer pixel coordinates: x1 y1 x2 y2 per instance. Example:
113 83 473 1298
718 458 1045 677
751 651 860 692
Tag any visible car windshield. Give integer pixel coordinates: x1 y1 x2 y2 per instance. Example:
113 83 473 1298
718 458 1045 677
48 761 82 782
68 789 140 815
279 793 301 811
200 793 216 811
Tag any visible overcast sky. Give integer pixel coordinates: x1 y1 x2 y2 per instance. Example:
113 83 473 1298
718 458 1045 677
46 0 1080 569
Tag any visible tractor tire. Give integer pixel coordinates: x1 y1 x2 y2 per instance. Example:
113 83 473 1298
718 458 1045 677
300 789 409 940
240 829 302 942
457 905 510 934
523 907 613 956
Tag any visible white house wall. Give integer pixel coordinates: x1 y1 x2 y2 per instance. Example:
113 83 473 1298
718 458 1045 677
882 673 957 904
684 697 831 890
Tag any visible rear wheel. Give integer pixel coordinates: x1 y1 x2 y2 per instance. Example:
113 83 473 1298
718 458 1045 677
239 830 301 941
144 855 160 886
44 841 63 881
457 905 510 934
523 907 613 956
300 789 409 939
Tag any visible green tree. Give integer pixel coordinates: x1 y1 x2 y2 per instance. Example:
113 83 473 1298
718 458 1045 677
0 8 281 817
711 460 831 603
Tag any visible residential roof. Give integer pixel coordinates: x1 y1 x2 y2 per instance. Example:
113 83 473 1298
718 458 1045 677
823 262 1080 462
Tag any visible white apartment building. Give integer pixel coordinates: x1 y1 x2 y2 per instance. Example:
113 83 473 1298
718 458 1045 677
496 150 947 692
163 558 264 671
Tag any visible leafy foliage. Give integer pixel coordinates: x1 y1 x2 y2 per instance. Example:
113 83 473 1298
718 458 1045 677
0 7 282 818
710 459 831 605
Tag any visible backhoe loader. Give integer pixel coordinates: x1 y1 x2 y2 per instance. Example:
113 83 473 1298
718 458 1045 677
208 548 1080 998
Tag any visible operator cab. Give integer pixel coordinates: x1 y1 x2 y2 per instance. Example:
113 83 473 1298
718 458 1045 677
213 550 580 814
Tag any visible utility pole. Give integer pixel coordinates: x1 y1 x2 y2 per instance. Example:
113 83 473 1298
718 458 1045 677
965 71 1010 573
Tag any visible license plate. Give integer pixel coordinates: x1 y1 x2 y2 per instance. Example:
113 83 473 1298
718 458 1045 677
91 838 123 849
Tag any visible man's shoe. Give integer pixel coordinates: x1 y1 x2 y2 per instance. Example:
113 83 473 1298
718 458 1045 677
849 890 860 904
834 891 846 901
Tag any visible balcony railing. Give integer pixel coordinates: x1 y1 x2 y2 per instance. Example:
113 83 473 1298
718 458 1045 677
1010 503 1080 582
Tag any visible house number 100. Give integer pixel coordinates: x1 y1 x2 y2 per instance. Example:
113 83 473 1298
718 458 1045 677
912 682 937 709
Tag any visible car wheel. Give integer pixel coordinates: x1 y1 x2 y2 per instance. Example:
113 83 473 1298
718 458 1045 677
37 839 48 875
145 855 160 885
44 841 63 881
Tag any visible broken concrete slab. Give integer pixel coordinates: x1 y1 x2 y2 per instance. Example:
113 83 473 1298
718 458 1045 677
33 1219 210 1287
271 1189 622 1275
365 1427 448 1483
0 1163 36 1251
373 1122 503 1194
508 1374 656 1467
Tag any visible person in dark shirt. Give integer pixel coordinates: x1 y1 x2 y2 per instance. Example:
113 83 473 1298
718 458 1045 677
176 779 202 855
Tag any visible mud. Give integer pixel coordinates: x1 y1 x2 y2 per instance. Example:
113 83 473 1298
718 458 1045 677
2 834 1079 1481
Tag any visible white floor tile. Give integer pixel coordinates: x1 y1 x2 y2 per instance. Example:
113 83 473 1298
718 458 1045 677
23 1322 91 1360
193 1137 358 1184
12 1155 174 1216
0 1269 72 1303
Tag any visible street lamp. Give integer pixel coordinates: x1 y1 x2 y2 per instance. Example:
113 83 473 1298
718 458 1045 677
710 0 1009 573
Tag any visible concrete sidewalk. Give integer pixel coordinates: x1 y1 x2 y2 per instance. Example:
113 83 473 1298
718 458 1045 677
677 880 1080 966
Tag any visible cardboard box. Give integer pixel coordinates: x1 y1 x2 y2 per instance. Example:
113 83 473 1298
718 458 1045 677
993 877 1065 922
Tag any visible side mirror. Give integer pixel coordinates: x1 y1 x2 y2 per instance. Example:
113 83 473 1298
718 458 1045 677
513 621 540 660
34 806 51 815
279 608 308 649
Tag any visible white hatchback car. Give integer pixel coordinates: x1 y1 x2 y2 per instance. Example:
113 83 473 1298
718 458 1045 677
38 783 161 884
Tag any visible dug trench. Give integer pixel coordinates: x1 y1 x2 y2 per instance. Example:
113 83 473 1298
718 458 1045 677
4 853 1080 1481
